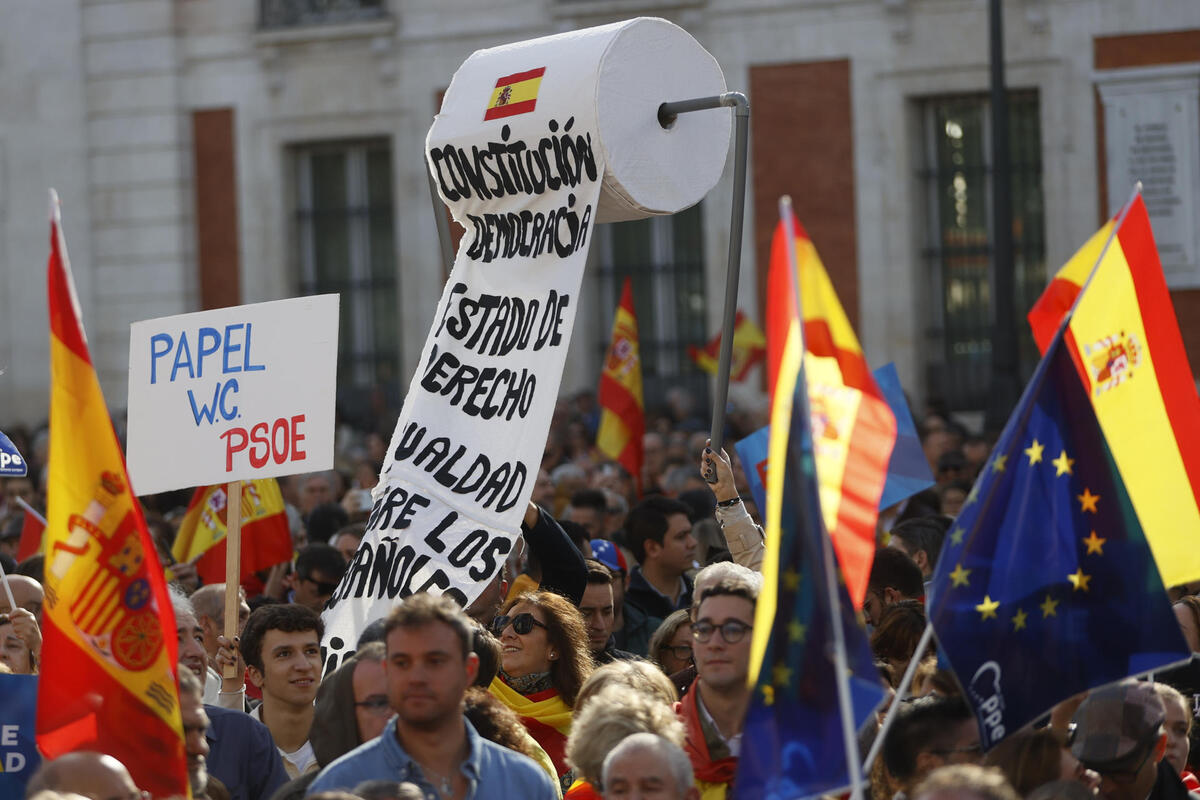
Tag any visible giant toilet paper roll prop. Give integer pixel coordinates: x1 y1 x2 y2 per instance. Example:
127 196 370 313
321 17 729 671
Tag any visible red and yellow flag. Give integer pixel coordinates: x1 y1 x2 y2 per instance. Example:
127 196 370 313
173 479 293 585
596 277 645 496
40 195 188 798
484 67 545 121
13 497 46 563
1028 195 1200 589
765 214 896 608
688 310 766 382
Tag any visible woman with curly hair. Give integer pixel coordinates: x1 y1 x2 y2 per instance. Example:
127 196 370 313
488 590 595 786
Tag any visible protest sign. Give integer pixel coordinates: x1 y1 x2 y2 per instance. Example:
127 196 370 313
320 18 729 672
0 675 40 796
125 295 339 496
0 431 27 477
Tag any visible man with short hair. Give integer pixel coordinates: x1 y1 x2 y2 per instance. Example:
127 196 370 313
24 752 141 800
623 497 697 656
889 517 950 581
299 471 336 516
677 577 758 798
566 489 608 540
1154 683 1195 788
578 559 636 664
912 764 1021 800
190 583 251 699
864 546 925 627
241 603 324 777
307 593 557 798
169 587 290 800
1071 680 1190 800
882 695 982 797
331 523 366 564
602 732 700 800
285 543 347 613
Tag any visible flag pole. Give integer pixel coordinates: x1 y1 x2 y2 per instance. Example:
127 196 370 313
223 480 243 680
780 195 866 800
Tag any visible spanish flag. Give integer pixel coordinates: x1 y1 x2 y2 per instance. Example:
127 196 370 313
1028 195 1200 590
39 192 188 798
596 277 645 495
688 310 767 382
765 214 896 609
484 67 545 121
173 479 293 585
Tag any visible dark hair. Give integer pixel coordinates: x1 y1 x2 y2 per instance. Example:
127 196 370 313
569 489 608 513
14 554 43 583
501 590 594 707
882 695 974 782
890 518 950 572
624 496 693 563
870 600 927 665
584 559 614 586
240 603 324 672
295 542 348 581
352 780 424 800
559 520 592 555
333 522 367 542
472 625 502 688
463 687 542 761
383 592 473 660
868 547 925 599
306 503 350 545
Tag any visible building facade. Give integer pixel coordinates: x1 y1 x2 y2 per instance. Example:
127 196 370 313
3 0 1199 431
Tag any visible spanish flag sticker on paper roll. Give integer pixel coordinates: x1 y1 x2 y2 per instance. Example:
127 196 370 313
428 16 731 224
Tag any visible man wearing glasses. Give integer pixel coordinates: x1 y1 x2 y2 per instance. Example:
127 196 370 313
677 576 758 799
285 543 347 613
882 695 981 799
1070 681 1191 800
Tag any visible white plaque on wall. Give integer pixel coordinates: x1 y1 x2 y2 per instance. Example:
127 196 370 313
1099 72 1200 289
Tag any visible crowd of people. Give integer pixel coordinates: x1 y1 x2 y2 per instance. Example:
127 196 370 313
4 389 1200 800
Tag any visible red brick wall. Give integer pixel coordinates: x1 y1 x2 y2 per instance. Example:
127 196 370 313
1094 31 1200 366
192 108 241 309
750 60 858 331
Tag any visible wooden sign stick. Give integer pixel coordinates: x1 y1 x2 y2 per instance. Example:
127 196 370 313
223 479 243 680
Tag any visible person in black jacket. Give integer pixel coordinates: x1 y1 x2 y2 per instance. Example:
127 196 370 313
621 497 696 657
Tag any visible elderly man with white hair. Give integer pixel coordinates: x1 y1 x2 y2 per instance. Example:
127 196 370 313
602 732 700 800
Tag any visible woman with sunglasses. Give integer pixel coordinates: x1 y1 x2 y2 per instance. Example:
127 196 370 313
488 590 595 789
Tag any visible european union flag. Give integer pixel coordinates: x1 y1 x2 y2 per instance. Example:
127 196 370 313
928 324 1190 750
736 368 886 800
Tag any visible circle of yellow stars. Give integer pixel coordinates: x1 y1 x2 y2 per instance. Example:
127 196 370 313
953 440 1107 627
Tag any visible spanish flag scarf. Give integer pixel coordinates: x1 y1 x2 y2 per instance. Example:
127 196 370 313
489 675 574 775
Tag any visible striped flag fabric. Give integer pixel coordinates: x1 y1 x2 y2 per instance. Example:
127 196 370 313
596 277 645 495
687 310 767 382
484 67 545 121
765 214 896 608
172 479 293 585
1028 195 1200 590
39 193 188 798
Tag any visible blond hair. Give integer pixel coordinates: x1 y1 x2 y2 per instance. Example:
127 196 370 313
566 685 684 785
575 659 678 713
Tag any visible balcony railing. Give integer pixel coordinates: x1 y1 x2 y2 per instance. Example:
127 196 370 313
260 0 387 30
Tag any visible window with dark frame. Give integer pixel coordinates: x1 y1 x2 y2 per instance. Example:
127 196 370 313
593 203 709 418
260 0 386 30
918 91 1047 413
294 139 399 428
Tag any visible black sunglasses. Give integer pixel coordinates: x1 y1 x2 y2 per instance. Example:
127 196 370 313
301 574 339 596
492 613 548 637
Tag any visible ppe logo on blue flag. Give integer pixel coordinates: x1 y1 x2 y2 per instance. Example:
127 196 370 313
0 431 26 477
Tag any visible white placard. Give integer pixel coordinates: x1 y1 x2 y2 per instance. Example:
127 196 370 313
318 17 728 674
1099 73 1200 288
126 295 339 495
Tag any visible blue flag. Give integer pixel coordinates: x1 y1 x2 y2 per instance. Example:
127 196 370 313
928 324 1189 749
736 368 885 800
0 431 26 477
0 674 40 796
